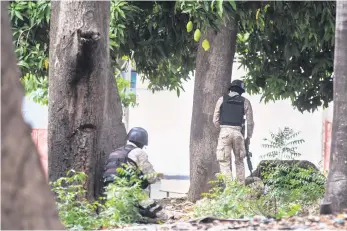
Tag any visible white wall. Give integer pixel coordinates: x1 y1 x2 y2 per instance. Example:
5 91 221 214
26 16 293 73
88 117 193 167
128 76 194 176
129 64 324 177
323 102 333 122
22 97 48 129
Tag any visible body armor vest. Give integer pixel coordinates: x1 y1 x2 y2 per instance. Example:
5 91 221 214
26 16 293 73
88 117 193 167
103 144 149 189
220 94 245 126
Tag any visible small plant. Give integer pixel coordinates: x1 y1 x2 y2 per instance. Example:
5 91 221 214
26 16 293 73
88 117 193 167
194 174 257 219
51 165 149 230
50 170 103 230
262 127 305 160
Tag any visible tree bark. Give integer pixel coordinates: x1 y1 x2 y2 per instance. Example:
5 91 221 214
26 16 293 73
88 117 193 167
188 16 238 202
1 2 63 229
323 1 347 212
48 1 126 201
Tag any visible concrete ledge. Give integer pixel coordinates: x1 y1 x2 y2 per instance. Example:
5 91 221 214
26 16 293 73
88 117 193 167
159 179 190 197
163 175 190 180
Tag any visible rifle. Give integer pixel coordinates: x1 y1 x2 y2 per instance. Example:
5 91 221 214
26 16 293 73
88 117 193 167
241 119 253 176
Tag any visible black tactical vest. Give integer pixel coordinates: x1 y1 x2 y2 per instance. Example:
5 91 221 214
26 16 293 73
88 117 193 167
103 144 149 189
220 94 245 126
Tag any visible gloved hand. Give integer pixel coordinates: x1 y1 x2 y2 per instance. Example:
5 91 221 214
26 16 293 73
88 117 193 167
157 173 164 179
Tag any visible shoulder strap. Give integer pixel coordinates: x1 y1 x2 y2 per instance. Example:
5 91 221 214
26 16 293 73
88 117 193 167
124 145 139 168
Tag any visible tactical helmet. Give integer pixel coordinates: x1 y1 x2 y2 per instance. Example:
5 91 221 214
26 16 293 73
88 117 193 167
229 79 245 93
127 127 148 146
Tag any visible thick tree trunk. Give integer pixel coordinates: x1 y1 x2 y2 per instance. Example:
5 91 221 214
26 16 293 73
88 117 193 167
188 16 238 202
48 1 126 201
323 1 347 212
1 2 63 229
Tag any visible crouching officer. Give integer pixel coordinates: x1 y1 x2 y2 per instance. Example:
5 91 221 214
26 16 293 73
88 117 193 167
103 127 163 189
103 127 167 220
212 80 255 184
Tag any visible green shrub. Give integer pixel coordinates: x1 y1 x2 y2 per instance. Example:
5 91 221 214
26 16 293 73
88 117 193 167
262 164 325 201
194 175 258 218
261 164 325 216
194 167 325 219
99 165 148 228
51 165 149 230
193 174 310 219
194 127 326 219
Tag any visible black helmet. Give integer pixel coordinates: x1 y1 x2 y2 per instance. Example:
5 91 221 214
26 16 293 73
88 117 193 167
127 127 148 147
229 79 245 93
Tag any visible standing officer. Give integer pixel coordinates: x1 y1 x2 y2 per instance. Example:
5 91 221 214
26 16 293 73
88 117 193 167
212 80 254 183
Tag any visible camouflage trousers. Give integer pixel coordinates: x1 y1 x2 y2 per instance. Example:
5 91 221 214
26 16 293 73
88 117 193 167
216 127 246 183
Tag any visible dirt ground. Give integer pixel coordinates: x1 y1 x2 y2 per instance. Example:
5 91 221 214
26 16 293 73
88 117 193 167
112 197 347 230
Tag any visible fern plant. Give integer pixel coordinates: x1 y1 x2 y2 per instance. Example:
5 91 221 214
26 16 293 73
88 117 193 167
262 127 305 160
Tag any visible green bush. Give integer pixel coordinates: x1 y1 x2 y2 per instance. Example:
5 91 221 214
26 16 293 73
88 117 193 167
193 173 322 219
194 174 280 218
50 170 102 230
261 164 325 216
50 165 149 230
262 164 325 201
194 127 326 219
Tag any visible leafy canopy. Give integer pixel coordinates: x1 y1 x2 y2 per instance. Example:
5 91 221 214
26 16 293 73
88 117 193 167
10 0 336 112
237 1 335 112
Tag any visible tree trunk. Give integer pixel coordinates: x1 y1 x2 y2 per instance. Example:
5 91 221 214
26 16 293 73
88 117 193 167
48 0 126 201
188 16 238 202
1 2 63 229
323 1 347 212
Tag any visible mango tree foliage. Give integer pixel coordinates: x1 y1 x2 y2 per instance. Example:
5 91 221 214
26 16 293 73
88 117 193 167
9 0 139 106
179 0 336 112
237 1 336 112
10 0 234 101
119 0 237 94
11 0 337 112
114 1 196 94
10 0 50 105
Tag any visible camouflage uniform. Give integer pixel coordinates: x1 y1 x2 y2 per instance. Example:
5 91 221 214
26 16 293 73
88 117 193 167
127 141 161 184
213 91 254 183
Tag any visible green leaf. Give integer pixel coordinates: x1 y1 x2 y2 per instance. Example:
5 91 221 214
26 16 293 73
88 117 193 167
229 0 237 10
14 10 23 20
215 0 224 19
